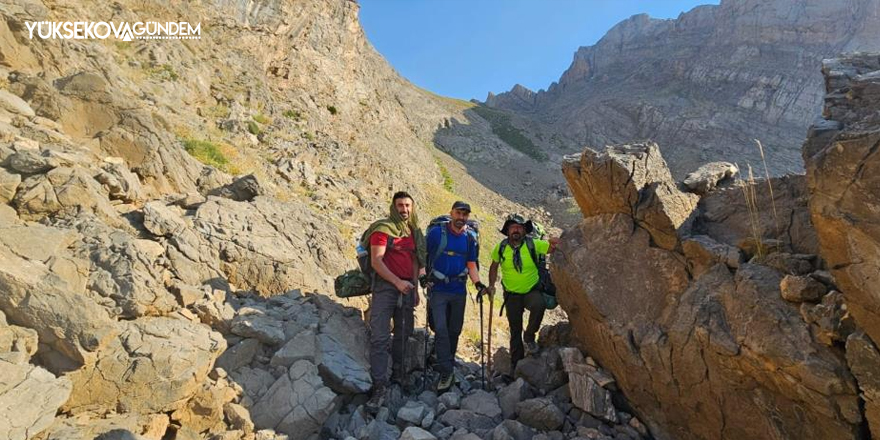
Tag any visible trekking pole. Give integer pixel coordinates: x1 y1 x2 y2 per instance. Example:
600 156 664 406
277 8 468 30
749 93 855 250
422 285 430 393
397 292 407 389
477 287 486 390
487 290 493 387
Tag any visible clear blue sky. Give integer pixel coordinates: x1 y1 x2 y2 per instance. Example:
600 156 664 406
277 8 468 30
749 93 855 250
359 0 719 101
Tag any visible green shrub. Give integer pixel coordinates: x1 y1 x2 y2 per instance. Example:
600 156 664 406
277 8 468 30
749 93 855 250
283 109 301 120
253 113 271 124
182 139 228 169
247 121 261 136
149 63 179 81
471 106 547 161
327 105 338 115
435 158 454 192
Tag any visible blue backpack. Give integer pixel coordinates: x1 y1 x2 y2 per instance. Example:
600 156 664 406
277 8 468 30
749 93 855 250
425 215 480 284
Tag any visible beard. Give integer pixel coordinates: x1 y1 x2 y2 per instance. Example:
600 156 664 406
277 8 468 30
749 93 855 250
510 232 523 240
398 211 410 220
453 219 466 228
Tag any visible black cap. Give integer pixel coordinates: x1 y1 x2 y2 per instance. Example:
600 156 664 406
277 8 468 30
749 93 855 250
451 201 471 213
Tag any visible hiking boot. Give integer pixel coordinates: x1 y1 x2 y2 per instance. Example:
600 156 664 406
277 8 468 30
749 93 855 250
365 384 386 414
437 372 455 392
525 341 539 357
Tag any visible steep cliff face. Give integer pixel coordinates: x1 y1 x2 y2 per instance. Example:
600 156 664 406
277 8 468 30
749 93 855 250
488 0 880 178
553 53 880 440
803 53 880 436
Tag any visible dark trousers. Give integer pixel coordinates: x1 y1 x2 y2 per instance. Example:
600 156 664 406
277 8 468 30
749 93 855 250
429 291 466 375
505 288 545 369
369 277 415 387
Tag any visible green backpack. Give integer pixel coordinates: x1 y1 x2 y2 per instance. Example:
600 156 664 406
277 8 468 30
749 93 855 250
334 224 395 299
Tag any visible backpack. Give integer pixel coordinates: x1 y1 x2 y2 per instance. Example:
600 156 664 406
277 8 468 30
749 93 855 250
425 215 480 279
425 215 480 331
497 221 557 313
334 224 395 299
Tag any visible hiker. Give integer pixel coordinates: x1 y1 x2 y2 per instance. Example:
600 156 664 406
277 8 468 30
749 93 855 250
424 201 486 392
365 191 427 410
487 214 558 370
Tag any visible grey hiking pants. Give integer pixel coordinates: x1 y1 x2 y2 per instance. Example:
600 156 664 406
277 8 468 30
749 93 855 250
505 288 545 369
429 290 466 375
369 277 415 387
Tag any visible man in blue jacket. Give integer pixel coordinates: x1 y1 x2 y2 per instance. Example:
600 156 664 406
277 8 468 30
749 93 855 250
425 201 485 392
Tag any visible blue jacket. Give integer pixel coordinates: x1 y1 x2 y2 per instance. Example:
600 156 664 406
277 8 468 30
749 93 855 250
426 224 477 294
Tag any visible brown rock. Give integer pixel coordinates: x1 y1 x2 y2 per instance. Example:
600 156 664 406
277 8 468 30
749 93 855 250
562 142 698 251
804 53 880 347
780 274 827 303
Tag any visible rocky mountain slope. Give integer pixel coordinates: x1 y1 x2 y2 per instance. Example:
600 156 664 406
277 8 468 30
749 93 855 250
485 0 880 179
553 53 880 440
0 0 557 438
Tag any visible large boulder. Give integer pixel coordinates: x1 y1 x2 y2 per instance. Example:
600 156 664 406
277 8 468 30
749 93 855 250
63 317 226 414
803 54 880 348
562 142 699 251
250 360 337 440
193 196 348 295
0 359 72 440
555 142 864 440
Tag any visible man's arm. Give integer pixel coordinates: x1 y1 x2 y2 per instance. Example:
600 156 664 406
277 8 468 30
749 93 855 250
467 261 480 285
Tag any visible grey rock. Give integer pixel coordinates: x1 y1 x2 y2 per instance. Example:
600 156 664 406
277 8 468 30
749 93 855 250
515 398 565 431
217 338 262 372
460 389 501 419
209 173 266 202
143 201 188 237
438 391 460 410
357 418 399 440
0 90 35 117
397 400 427 426
491 420 534 440
683 162 738 195
497 378 533 419
317 333 372 394
400 427 437 440
271 330 316 367
437 410 496 432
230 308 285 345
251 360 337 440
0 359 72 440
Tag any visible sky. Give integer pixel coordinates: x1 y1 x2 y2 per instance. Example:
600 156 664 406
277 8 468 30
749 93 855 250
359 0 720 101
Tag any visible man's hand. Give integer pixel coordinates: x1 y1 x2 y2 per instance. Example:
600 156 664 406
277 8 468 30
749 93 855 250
418 274 429 289
395 279 414 294
548 237 560 253
474 281 487 292
486 285 496 297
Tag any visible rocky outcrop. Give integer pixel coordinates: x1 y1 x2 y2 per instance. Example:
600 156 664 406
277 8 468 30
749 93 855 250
804 52 880 438
488 0 880 178
555 142 864 439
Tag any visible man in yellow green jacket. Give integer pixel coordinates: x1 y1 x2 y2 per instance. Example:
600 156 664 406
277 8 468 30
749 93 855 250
486 214 558 370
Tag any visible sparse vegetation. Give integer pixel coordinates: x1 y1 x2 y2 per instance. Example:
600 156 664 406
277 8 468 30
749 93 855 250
435 158 454 192
471 105 547 162
327 105 338 115
737 164 765 258
304 131 314 141
247 120 261 136
204 104 230 119
253 113 271 125
148 63 179 82
283 109 302 120
182 138 229 169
